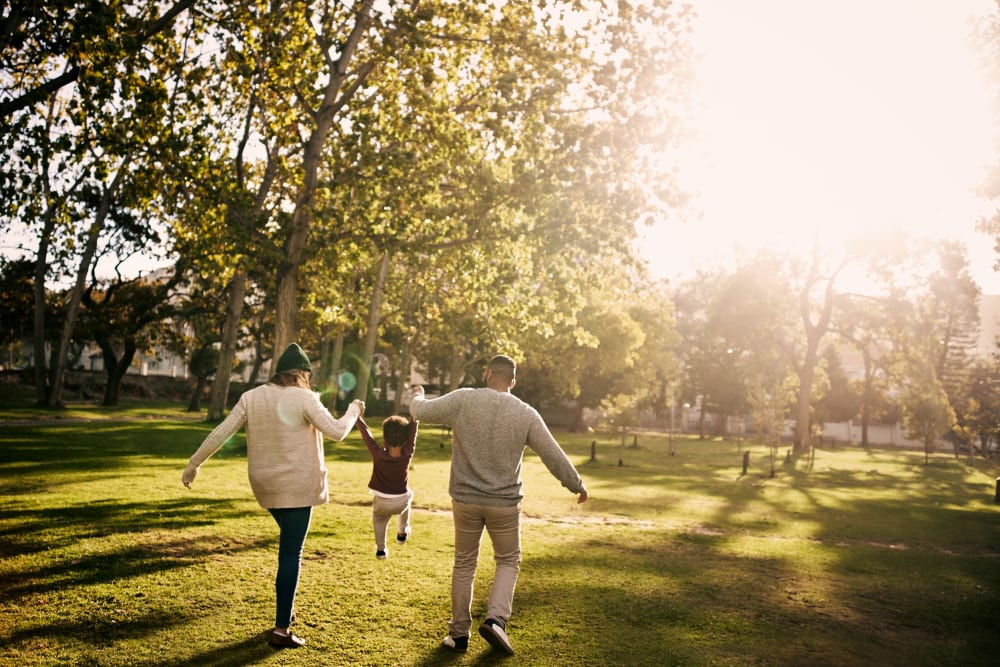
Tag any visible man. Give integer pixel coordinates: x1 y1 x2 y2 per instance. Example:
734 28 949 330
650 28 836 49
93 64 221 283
409 354 588 655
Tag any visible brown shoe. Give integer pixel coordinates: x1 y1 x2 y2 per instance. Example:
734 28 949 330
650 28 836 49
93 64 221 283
268 630 305 648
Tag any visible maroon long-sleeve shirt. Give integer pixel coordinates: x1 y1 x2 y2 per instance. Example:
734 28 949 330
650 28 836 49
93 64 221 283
357 417 417 495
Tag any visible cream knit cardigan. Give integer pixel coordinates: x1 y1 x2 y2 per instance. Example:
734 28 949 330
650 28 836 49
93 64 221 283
182 384 362 508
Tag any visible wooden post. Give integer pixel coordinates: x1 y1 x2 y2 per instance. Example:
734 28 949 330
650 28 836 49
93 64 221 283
741 450 750 476
618 428 624 467
590 440 597 462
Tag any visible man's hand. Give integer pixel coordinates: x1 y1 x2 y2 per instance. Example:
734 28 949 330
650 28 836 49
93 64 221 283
577 490 588 504
351 399 366 416
411 385 425 398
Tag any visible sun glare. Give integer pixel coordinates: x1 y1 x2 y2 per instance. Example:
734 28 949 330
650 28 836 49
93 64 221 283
642 0 999 293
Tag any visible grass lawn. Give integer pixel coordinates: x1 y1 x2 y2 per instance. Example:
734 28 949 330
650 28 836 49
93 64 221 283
1 402 999 666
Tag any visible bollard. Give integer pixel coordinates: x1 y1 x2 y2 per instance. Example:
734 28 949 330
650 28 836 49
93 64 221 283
590 440 597 462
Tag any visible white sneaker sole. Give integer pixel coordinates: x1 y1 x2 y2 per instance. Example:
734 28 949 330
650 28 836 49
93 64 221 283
478 622 514 655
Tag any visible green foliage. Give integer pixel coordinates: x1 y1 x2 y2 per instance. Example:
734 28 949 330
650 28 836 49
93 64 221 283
0 257 37 348
901 369 957 453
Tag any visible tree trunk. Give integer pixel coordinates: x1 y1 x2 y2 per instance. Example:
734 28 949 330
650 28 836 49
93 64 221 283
48 165 125 407
330 330 344 385
188 375 209 412
392 340 413 415
100 340 137 407
448 349 465 391
793 259 842 453
860 349 873 448
207 269 248 420
32 240 51 405
698 396 707 439
272 1 375 357
355 253 390 403
33 97 65 405
793 341 820 452
570 403 586 433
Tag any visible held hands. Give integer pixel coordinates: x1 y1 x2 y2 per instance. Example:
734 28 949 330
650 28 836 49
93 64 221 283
351 399 366 416
410 385 425 398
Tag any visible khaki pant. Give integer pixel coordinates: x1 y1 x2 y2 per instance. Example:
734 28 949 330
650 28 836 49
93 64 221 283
372 490 413 550
448 500 522 638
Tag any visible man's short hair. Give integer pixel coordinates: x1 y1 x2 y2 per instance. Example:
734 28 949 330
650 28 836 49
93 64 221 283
382 415 411 447
488 354 516 380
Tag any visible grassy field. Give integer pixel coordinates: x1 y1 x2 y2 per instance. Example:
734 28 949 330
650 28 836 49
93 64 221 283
1 396 999 666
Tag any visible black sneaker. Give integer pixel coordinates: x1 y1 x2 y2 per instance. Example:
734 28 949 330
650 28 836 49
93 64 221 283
442 634 468 652
376 549 387 559
479 618 514 655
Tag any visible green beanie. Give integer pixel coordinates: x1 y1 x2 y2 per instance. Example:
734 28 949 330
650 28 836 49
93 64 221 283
276 343 312 373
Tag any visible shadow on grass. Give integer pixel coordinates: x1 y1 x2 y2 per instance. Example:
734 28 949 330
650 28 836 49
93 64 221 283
1 526 272 601
146 630 277 666
0 496 251 558
411 644 512 667
0 422 218 465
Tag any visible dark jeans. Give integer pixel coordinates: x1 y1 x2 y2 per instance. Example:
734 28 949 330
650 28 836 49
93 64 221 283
267 507 313 628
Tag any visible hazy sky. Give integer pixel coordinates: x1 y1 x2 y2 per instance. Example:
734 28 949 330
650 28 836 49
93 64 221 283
638 0 999 293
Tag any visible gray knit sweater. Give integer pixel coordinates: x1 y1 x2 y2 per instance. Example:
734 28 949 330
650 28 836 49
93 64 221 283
409 387 585 506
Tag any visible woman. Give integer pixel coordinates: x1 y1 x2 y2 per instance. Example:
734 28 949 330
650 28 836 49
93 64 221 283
182 343 364 648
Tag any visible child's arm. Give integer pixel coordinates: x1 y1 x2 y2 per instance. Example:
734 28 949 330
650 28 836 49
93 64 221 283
403 418 418 455
356 417 381 457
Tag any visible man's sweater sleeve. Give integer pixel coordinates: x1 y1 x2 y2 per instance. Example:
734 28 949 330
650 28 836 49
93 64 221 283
526 414 586 495
304 394 361 440
409 390 466 424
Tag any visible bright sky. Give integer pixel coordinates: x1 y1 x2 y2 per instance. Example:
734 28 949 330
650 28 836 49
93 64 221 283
639 0 999 293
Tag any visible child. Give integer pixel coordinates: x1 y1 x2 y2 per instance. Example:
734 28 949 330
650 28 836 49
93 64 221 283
356 415 418 559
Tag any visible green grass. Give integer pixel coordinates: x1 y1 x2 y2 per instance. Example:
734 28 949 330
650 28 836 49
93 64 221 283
0 381 199 422
1 409 999 666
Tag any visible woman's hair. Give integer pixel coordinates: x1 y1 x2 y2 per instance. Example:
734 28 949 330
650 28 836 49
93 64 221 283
269 369 312 389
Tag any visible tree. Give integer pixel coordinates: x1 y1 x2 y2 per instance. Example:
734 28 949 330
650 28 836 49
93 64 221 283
78 270 185 406
813 345 860 431
1 0 213 407
0 258 38 367
900 366 957 465
187 344 220 413
907 242 982 454
833 292 905 447
790 248 850 452
0 0 197 120
673 257 798 440
965 358 1000 455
